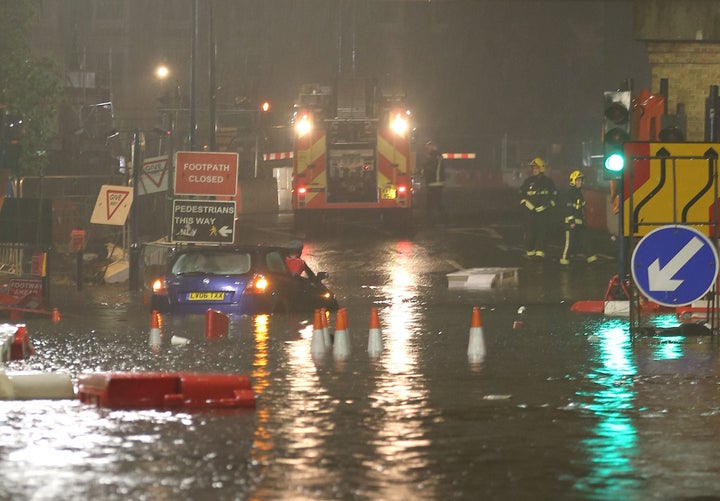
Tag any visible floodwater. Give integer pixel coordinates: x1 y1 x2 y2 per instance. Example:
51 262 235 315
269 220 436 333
2 213 720 500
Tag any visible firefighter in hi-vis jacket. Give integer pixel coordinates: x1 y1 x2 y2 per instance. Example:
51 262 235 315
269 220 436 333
559 170 597 265
519 157 557 259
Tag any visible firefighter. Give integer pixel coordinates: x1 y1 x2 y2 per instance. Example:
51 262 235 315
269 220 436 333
559 170 597 265
422 141 447 226
519 157 557 258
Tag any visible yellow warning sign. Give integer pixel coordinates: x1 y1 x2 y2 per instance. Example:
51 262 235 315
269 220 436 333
623 142 720 237
91 185 133 226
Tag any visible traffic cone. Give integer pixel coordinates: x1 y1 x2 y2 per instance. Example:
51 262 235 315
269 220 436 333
321 308 332 348
149 310 161 352
512 306 526 330
333 308 350 360
51 308 61 323
311 309 326 358
367 307 383 358
467 306 486 363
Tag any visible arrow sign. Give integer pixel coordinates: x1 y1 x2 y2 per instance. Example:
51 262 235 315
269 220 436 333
218 226 232 237
648 236 703 291
632 225 719 307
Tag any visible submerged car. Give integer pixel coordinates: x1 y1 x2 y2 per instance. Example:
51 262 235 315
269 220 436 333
150 244 338 315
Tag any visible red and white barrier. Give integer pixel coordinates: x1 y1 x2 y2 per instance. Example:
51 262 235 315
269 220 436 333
0 324 34 361
78 372 255 409
263 152 293 161
205 309 229 340
0 371 75 400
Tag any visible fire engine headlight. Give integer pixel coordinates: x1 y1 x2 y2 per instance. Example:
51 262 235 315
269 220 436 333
296 116 313 136
390 114 408 136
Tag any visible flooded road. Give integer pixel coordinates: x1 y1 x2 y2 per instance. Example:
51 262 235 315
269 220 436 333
2 210 720 500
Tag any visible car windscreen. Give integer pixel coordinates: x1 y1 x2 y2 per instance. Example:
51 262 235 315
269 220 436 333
171 251 252 275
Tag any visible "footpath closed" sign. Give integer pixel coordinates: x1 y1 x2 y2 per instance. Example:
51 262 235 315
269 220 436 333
174 151 239 196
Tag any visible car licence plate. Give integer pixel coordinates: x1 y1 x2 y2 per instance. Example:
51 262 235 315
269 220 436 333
188 292 225 301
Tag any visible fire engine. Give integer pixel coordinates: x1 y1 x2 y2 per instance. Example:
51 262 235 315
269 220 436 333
291 79 414 232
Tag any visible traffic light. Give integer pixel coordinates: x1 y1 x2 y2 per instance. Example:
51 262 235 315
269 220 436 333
603 90 631 179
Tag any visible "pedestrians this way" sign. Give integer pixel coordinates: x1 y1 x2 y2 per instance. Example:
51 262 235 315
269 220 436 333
631 225 719 307
171 199 236 244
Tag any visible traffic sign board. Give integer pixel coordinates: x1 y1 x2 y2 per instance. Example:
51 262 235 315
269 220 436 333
90 185 133 226
631 225 719 307
171 199 236 244
174 151 238 196
139 155 168 195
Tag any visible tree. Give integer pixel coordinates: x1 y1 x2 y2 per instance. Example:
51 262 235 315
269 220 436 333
0 0 63 176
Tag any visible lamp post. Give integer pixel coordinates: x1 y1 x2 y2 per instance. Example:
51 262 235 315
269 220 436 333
156 64 179 241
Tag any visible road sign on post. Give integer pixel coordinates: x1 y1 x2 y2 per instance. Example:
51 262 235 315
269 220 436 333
631 225 719 307
90 185 133 226
171 199 236 244
174 151 239 196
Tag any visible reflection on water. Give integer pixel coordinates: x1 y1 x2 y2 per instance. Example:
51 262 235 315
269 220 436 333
574 319 640 497
251 314 273 474
364 240 435 499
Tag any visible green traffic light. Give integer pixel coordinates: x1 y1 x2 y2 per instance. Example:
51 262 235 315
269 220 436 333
604 152 625 172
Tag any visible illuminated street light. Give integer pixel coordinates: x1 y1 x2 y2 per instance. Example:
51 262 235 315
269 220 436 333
156 65 170 80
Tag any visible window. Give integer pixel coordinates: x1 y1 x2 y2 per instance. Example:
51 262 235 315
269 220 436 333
266 251 288 274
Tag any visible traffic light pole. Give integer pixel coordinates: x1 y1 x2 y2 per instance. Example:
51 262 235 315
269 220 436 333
129 129 143 291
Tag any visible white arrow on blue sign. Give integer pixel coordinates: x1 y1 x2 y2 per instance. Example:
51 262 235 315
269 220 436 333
631 225 719 307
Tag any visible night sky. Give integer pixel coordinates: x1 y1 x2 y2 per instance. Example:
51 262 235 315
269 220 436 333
37 0 650 162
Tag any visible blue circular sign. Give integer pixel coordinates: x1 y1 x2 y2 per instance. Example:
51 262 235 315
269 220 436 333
631 225 718 307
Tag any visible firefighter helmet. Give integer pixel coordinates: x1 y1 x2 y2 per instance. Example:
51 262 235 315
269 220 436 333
569 170 584 187
529 157 546 172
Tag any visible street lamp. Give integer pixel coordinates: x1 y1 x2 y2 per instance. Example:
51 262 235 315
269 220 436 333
155 64 179 241
155 65 170 80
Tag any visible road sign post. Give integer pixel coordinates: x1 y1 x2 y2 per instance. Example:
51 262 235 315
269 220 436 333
631 225 719 307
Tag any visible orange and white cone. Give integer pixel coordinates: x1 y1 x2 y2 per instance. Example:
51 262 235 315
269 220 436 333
321 308 332 348
311 309 326 357
467 306 486 363
367 307 383 358
333 308 350 360
51 308 61 323
149 310 161 352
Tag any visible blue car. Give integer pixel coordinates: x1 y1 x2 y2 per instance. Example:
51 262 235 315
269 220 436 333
150 244 338 315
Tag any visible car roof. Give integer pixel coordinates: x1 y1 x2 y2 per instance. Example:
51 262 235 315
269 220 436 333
169 244 292 255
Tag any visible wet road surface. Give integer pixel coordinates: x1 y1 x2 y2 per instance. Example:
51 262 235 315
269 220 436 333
2 203 720 500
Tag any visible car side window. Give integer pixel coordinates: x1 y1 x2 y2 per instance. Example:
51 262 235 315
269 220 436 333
266 251 288 274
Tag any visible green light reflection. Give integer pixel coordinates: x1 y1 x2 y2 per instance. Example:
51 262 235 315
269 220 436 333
574 319 641 497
